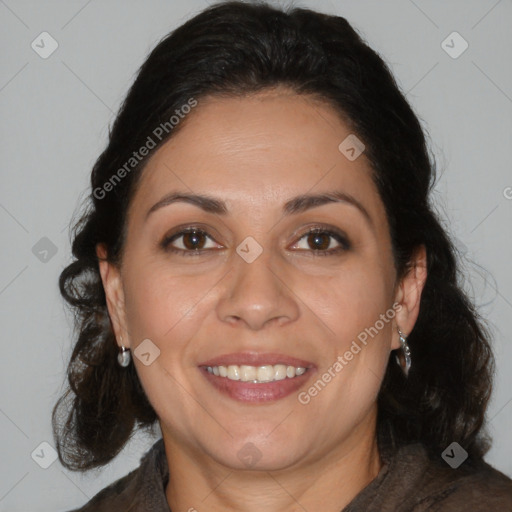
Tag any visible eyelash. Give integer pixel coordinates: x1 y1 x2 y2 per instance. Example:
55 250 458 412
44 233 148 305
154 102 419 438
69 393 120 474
160 226 351 257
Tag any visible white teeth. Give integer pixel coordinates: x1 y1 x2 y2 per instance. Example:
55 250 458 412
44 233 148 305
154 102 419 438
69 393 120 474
206 364 307 383
257 365 274 382
227 365 241 380
240 365 257 381
274 364 287 381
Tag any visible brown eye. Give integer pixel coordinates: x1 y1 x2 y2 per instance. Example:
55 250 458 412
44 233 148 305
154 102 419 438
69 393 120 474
181 230 207 250
161 228 220 255
306 232 331 251
291 227 351 255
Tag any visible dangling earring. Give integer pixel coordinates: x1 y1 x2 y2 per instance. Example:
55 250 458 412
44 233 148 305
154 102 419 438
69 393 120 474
395 327 411 377
117 336 131 367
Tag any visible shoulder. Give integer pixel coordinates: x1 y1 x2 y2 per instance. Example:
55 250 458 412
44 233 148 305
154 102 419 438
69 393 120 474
65 438 169 512
421 459 512 511
391 443 512 510
348 438 512 511
66 468 140 512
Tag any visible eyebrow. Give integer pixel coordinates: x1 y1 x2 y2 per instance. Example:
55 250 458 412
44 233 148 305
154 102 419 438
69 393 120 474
145 190 373 227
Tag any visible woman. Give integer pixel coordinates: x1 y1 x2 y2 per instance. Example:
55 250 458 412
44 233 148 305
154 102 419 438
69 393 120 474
54 1 512 510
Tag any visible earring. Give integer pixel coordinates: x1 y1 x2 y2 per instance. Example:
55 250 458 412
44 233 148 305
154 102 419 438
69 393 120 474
395 327 411 377
117 337 131 367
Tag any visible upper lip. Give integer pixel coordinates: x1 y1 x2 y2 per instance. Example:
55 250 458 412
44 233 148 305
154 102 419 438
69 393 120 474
198 352 315 368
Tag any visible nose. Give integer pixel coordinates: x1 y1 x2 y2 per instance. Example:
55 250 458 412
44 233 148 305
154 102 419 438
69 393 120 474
216 249 300 331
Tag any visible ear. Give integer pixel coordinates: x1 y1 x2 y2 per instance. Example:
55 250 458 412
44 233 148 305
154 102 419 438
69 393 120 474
96 243 130 349
391 245 428 350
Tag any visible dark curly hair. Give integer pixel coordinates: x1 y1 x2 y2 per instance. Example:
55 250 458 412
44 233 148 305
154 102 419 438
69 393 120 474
53 0 495 472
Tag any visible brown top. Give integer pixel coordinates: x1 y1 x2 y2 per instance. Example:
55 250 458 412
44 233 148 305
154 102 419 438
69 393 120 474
68 432 512 511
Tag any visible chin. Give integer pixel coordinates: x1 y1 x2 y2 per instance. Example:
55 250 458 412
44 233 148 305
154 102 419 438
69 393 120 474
202 430 309 472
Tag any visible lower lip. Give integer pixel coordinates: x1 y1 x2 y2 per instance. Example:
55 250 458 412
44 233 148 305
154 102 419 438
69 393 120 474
200 367 315 403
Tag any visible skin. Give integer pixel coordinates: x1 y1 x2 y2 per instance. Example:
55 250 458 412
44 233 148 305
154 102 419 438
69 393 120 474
97 86 427 512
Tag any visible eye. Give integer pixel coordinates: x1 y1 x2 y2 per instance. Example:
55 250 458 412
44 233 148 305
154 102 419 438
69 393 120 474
161 226 350 257
161 228 221 256
290 227 350 256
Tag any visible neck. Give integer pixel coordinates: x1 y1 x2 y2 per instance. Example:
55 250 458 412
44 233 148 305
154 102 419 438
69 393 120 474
163 413 382 512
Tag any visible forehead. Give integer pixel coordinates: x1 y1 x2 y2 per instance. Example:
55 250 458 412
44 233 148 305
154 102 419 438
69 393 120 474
129 88 383 221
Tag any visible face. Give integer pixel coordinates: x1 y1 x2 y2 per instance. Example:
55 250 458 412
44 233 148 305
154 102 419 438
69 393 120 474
99 87 423 472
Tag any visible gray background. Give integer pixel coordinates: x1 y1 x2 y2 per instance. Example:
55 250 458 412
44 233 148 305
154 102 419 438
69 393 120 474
0 0 511 510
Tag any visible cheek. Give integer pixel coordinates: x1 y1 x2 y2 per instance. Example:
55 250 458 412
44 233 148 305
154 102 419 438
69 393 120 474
122 262 217 351
303 261 393 344
121 265 218 418
298 259 394 405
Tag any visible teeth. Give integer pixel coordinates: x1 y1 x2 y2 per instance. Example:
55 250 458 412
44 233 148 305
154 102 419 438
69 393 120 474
257 365 274 382
240 365 257 381
274 364 287 380
227 365 240 380
206 363 307 383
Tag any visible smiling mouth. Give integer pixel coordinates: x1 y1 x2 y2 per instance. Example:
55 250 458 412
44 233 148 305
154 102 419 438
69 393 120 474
204 364 308 383
199 354 315 403
198 351 316 402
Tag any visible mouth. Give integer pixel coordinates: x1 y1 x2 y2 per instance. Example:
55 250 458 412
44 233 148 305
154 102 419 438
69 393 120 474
198 352 316 403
